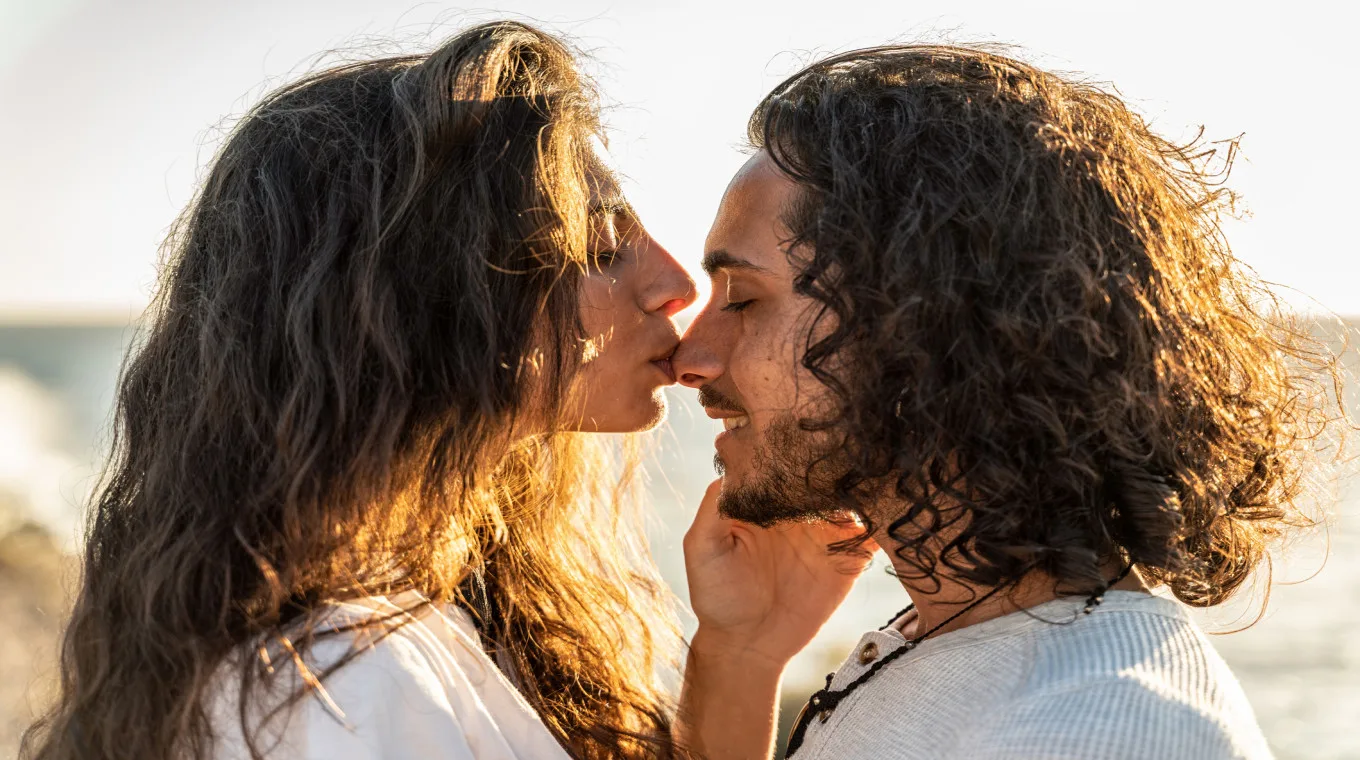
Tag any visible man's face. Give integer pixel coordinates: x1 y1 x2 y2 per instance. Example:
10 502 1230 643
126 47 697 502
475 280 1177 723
671 152 842 525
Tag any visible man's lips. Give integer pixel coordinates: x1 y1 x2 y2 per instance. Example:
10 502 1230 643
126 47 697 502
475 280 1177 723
697 385 746 416
702 405 751 432
718 413 751 431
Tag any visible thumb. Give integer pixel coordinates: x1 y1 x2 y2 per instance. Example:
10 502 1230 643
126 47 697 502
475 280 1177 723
685 478 734 547
809 515 878 573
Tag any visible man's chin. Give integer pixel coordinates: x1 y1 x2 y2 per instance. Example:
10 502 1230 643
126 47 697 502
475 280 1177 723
712 412 843 526
715 476 824 528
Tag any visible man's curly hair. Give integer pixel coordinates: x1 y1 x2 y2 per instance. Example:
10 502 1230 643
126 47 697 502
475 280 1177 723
751 45 1347 607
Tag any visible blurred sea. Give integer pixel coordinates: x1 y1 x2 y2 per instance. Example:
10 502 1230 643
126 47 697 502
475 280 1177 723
1 321 1357 759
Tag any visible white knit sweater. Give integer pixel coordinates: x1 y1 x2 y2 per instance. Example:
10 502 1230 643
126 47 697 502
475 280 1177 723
792 591 1272 760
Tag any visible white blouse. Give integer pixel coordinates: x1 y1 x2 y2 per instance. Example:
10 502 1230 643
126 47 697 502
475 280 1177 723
209 591 572 760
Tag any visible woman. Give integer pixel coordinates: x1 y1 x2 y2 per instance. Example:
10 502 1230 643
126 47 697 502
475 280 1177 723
22 21 864 760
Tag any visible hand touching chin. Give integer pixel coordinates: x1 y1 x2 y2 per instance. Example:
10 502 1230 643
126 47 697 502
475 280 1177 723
683 478 873 666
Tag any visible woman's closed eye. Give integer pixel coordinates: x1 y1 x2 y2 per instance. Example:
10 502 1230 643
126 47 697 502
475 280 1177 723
721 299 754 313
590 248 621 270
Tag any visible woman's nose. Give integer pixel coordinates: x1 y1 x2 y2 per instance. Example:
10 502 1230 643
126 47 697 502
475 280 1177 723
639 231 697 316
658 298 689 317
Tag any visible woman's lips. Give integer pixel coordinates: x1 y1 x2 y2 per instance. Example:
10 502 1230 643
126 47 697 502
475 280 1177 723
651 358 676 383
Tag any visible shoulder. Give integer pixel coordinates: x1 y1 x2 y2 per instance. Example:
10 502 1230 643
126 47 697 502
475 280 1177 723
210 598 488 760
958 677 1271 760
968 596 1273 760
308 615 465 724
1022 593 1236 692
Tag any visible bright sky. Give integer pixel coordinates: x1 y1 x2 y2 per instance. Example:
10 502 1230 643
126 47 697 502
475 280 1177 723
2 0 1356 320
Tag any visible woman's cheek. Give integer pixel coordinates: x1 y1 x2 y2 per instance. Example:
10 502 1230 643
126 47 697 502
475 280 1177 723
577 275 617 343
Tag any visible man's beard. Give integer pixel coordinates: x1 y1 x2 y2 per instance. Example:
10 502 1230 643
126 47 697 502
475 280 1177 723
715 412 848 527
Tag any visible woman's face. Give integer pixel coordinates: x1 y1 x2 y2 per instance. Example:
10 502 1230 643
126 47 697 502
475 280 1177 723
569 173 696 432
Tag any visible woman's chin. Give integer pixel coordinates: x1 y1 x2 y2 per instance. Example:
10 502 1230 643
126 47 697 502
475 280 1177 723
617 393 670 433
573 393 668 434
635 394 670 431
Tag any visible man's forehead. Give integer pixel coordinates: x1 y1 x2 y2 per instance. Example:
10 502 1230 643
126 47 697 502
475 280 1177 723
703 153 799 275
721 153 792 214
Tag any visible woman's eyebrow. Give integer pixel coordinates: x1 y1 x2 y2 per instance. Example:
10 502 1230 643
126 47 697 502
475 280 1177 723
588 194 630 217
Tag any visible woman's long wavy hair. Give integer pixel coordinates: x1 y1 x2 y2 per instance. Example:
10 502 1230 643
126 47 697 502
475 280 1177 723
24 21 681 760
752 46 1349 608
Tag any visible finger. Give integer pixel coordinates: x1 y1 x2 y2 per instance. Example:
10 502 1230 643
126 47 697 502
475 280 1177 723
812 514 872 546
815 538 876 576
685 478 733 544
796 521 877 573
695 478 722 523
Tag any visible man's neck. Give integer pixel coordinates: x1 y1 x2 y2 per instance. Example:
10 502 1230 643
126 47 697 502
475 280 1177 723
884 552 1150 640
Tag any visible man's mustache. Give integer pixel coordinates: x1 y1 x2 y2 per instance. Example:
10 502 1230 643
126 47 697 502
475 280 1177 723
697 385 747 415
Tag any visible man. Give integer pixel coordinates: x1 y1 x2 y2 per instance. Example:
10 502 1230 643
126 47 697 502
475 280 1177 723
672 45 1339 759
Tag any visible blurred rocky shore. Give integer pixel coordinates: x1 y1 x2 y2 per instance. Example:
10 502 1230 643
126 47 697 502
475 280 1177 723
0 501 73 758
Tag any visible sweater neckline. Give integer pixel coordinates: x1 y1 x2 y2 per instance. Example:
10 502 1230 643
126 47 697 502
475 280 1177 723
877 590 1180 654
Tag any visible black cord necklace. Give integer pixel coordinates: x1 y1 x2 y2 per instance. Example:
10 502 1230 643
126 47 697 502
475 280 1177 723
784 566 1133 757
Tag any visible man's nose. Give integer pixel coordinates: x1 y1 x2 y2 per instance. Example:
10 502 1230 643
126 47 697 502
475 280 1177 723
672 308 726 389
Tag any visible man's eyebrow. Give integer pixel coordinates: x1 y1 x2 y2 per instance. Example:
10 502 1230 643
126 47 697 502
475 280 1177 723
701 249 768 276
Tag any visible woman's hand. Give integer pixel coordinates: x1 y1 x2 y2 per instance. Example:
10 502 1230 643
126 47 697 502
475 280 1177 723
675 479 874 759
683 478 874 668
